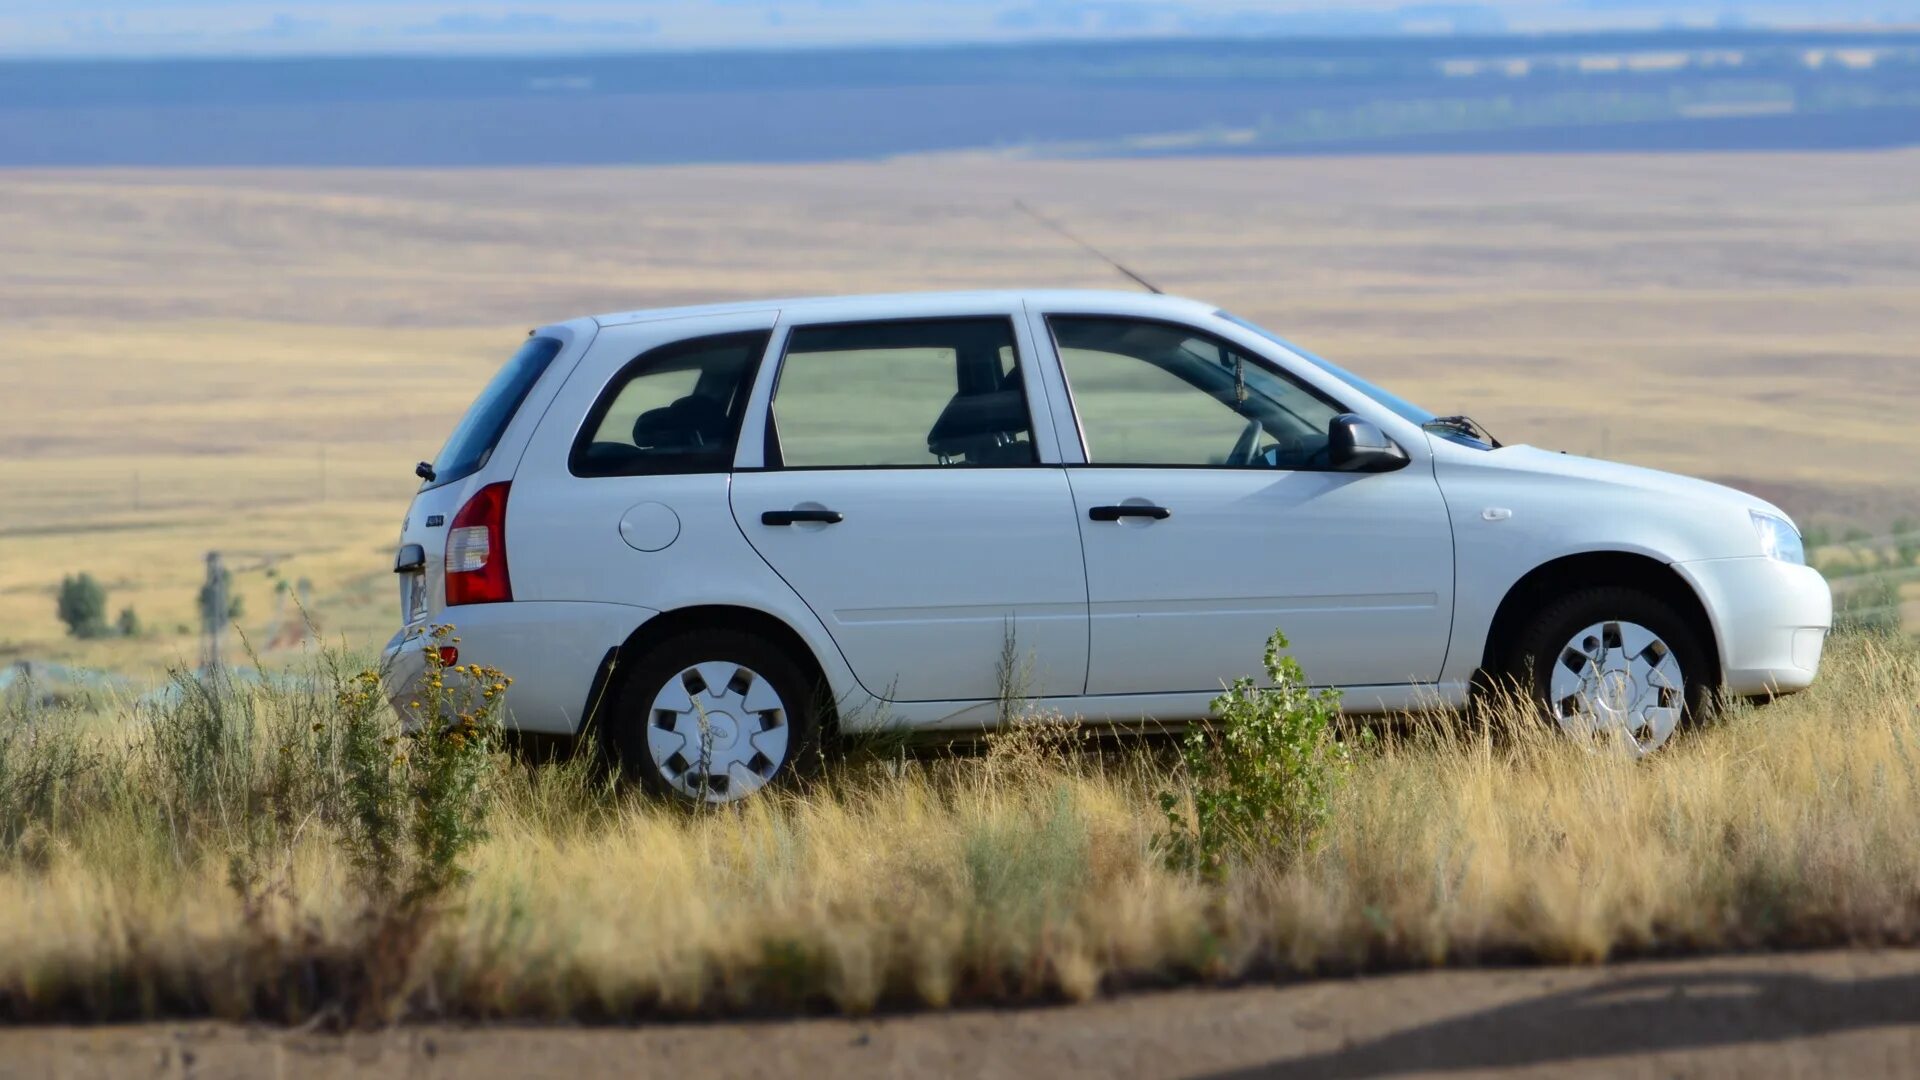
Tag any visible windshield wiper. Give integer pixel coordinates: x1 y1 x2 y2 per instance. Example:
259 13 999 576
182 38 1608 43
1422 415 1501 448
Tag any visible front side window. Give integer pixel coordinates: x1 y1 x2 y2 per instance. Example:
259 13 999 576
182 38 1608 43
570 330 770 477
1050 316 1344 469
769 318 1036 468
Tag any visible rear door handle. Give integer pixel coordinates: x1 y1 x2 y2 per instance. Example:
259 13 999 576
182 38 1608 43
762 508 844 526
1089 504 1170 522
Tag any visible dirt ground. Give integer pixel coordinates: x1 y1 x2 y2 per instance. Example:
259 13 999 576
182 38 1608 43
6 949 1919 1079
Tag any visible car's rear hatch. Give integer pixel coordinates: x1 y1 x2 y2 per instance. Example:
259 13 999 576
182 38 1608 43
394 325 590 628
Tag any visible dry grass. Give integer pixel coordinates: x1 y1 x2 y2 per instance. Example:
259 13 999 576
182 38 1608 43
4 153 1920 672
0 631 1915 1023
3 155 1916 1021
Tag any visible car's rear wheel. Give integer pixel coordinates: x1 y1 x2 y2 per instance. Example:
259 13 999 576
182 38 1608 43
610 628 819 802
1504 586 1712 756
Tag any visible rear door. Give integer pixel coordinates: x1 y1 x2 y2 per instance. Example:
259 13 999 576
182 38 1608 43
729 306 1089 702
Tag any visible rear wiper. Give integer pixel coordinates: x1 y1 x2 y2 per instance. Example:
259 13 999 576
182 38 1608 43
415 461 437 482
1422 415 1501 448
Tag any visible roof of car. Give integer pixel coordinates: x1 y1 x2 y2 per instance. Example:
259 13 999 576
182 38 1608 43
586 288 1217 329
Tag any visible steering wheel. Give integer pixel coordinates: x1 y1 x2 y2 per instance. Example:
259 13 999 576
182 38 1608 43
1227 418 1264 466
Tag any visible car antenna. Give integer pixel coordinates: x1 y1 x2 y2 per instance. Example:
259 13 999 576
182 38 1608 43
1013 200 1163 294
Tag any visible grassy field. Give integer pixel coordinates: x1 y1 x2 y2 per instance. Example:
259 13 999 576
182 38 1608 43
0 631 1915 1023
3 152 1919 676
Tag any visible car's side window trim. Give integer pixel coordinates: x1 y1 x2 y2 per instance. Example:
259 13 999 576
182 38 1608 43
1042 312 1368 472
755 313 1051 472
1018 300 1090 466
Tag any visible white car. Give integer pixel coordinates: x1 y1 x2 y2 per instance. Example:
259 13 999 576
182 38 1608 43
383 290 1831 801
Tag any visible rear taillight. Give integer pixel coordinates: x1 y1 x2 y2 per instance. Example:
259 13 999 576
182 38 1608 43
445 481 512 606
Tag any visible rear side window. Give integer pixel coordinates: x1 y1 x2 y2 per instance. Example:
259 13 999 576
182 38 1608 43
768 318 1036 468
570 330 771 477
426 335 564 490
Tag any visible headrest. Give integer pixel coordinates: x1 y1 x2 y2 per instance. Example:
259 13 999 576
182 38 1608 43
633 395 730 450
927 389 1029 459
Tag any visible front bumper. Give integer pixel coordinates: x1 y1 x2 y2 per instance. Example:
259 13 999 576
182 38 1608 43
1675 556 1832 697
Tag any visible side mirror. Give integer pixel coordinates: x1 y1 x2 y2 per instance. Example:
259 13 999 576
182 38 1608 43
1327 414 1409 473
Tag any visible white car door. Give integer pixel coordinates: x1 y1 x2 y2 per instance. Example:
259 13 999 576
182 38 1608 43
1036 312 1455 694
729 309 1089 703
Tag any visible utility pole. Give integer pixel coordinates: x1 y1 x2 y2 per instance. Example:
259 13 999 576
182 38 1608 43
199 551 227 672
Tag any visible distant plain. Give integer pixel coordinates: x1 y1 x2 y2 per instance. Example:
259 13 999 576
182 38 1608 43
3 150 1918 674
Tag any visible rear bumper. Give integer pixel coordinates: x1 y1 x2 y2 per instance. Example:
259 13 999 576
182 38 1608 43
1675 556 1832 697
380 601 657 735
381 628 433 731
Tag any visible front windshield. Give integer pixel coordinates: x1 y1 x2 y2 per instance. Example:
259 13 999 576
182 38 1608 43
1215 311 1436 427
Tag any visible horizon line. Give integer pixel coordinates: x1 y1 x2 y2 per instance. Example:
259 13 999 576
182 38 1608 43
5 21 1920 65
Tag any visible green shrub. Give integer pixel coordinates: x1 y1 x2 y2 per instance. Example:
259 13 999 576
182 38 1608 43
115 606 141 638
55 573 109 639
1156 630 1355 880
326 632 507 1023
334 631 505 911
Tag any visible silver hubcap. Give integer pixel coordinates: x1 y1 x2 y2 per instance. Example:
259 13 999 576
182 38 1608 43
646 661 789 802
1549 620 1686 755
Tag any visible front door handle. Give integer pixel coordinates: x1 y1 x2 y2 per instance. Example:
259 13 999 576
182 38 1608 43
762 508 844 526
1089 504 1170 522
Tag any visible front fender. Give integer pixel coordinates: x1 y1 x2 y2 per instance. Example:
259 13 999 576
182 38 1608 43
1433 443 1767 687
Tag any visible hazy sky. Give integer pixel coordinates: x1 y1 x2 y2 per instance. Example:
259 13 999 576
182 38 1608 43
7 1 1920 57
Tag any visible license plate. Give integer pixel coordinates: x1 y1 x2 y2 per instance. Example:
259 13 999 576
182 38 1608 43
394 542 428 624
401 572 427 624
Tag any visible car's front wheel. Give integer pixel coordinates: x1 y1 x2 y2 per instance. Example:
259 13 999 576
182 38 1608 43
1504 586 1712 755
610 628 819 802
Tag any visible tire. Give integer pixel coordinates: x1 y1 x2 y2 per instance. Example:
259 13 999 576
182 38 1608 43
1502 586 1713 755
608 627 821 803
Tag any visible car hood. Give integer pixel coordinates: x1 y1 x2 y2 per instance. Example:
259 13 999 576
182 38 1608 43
1454 444 1792 521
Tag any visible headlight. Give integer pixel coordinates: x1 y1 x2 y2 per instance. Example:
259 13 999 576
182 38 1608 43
1751 511 1805 565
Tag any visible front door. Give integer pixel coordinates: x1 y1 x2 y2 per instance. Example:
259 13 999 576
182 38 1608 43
730 315 1089 702
1043 314 1455 694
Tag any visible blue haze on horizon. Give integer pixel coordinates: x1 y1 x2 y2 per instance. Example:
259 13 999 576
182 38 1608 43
8 0 1920 59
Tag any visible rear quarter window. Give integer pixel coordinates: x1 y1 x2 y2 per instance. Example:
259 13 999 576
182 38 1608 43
569 330 771 477
425 336 565 490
